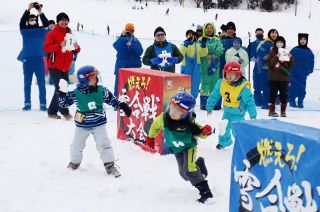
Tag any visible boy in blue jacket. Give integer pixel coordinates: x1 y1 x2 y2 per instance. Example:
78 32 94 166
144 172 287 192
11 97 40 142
206 62 257 149
58 65 132 177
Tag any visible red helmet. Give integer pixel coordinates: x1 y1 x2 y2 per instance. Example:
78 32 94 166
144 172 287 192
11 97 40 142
224 62 242 75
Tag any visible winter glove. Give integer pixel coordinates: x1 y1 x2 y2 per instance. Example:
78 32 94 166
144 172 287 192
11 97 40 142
183 40 193 47
167 57 178 64
58 79 69 93
208 58 219 76
200 37 207 48
118 102 132 117
150 57 163 65
145 136 155 149
201 125 213 136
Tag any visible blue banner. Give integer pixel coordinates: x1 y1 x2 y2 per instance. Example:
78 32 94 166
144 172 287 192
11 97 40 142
230 119 320 211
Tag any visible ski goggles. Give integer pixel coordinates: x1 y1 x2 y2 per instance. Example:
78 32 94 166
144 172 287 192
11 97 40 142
85 70 98 78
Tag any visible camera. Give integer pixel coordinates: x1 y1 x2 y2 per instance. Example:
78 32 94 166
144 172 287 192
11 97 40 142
33 2 43 10
126 31 131 36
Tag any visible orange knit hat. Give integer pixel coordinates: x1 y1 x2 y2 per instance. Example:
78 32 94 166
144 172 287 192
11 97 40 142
125 23 135 31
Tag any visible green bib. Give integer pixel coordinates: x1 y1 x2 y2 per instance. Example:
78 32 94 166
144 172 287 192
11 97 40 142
163 113 195 153
74 85 104 113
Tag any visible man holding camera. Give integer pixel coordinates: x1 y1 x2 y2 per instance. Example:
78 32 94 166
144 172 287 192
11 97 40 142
44 12 81 120
112 23 143 97
18 2 49 111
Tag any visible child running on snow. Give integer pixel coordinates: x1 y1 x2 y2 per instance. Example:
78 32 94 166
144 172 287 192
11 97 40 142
206 62 257 150
145 91 214 203
58 65 132 177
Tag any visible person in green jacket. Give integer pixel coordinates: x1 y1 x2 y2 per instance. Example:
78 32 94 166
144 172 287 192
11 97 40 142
145 91 214 203
198 23 224 110
142 26 183 73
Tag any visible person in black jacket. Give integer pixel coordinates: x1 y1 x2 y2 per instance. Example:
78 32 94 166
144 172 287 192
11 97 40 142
18 2 49 111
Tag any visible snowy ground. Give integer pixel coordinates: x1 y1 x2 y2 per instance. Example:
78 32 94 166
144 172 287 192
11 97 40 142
1 0 320 211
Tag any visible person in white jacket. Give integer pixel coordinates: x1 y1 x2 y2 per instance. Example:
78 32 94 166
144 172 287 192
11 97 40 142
225 37 249 78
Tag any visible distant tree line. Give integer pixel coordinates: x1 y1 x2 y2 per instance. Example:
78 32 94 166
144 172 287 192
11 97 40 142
134 0 296 11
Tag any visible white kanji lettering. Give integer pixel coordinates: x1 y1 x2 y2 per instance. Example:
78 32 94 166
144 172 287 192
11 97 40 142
234 159 261 211
256 169 285 212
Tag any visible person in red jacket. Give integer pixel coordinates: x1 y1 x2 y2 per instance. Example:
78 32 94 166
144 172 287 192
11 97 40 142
44 12 80 119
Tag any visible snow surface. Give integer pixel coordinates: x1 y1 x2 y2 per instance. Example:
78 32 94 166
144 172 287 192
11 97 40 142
1 0 320 211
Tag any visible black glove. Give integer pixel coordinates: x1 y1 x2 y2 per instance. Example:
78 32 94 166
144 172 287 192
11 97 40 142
119 102 132 117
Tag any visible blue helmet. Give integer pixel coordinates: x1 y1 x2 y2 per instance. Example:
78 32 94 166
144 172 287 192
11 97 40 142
77 65 98 86
171 92 196 112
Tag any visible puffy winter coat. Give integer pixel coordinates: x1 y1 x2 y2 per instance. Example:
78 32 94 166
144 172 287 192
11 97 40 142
113 35 143 74
44 25 80 72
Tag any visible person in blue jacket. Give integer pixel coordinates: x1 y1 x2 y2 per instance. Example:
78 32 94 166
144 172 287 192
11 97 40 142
256 28 279 109
289 33 314 108
179 30 208 99
18 2 49 111
247 28 264 106
206 62 257 149
113 23 143 97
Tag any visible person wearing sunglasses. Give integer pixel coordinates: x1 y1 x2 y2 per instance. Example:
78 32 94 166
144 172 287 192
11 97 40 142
142 26 183 73
113 23 143 97
18 2 50 112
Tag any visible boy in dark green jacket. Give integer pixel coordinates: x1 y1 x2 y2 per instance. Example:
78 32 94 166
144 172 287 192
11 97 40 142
145 91 214 203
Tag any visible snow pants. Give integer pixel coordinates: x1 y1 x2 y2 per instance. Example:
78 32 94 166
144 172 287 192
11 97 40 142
70 125 115 164
289 76 307 104
260 68 270 109
181 57 201 99
219 113 245 147
253 64 263 106
175 146 205 186
23 57 46 107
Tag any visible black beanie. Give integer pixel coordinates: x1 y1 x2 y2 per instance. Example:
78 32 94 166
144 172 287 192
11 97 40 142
274 36 286 48
28 14 37 20
226 22 236 31
154 26 166 36
56 12 70 23
48 20 55 25
298 33 308 41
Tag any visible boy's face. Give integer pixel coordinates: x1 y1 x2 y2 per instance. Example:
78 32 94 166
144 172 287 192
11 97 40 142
169 104 185 120
87 75 97 86
226 73 240 83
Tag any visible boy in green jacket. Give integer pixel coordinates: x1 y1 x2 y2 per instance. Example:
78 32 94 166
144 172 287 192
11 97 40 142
145 91 214 203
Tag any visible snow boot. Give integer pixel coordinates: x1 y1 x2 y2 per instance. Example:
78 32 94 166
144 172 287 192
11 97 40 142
281 103 287 117
195 180 213 203
268 104 278 117
196 157 208 178
104 162 121 178
67 162 80 170
22 105 31 111
200 96 208 110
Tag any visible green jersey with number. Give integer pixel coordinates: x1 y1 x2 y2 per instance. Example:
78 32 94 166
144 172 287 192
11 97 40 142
74 85 104 113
